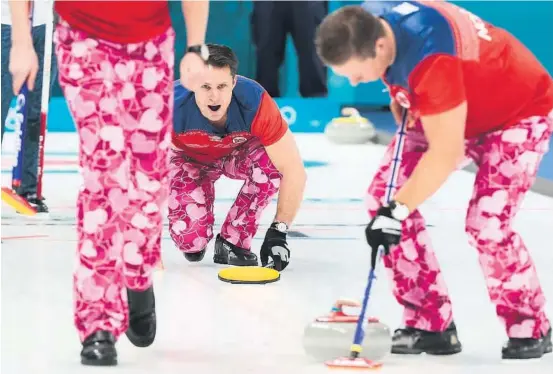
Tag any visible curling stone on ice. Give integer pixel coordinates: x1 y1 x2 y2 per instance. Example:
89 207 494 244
324 107 377 144
303 299 391 362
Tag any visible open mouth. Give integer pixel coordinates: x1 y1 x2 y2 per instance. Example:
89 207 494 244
208 105 221 112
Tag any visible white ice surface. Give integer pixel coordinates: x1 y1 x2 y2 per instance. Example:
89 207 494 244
1 133 552 374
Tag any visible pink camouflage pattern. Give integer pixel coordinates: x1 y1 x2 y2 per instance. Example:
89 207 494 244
366 115 552 339
168 140 281 252
55 21 175 342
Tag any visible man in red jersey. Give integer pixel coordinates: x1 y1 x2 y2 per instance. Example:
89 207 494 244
315 1 553 359
8 0 210 366
170 44 306 270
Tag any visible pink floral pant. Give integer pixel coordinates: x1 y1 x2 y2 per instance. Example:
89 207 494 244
168 140 281 252
366 116 552 339
55 22 175 342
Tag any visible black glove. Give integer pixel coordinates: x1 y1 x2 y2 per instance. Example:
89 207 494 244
365 204 404 268
260 223 290 271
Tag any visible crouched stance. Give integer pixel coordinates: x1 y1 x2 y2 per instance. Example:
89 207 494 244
169 44 306 270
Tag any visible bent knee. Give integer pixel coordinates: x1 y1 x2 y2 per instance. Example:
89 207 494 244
465 213 511 248
169 220 213 252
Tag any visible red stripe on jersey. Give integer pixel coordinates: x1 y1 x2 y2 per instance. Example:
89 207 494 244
422 0 480 61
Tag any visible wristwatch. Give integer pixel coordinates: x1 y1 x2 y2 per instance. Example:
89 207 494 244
271 221 289 233
186 44 209 62
389 200 410 221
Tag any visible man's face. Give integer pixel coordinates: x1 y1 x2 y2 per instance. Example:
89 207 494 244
329 39 390 86
195 66 236 123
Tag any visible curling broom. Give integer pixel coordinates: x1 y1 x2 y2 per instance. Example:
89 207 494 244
2 2 54 214
36 0 54 201
1 84 36 215
325 110 409 370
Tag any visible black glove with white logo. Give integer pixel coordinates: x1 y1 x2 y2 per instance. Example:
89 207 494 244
260 222 290 271
365 201 408 268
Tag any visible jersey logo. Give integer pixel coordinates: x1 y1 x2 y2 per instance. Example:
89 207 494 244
232 136 247 144
395 91 411 109
392 2 419 16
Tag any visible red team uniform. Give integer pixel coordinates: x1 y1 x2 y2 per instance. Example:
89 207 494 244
364 0 552 341
169 77 287 255
53 0 175 354
55 1 171 43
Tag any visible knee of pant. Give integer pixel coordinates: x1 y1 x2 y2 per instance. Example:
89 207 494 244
465 211 512 250
249 168 281 193
169 221 212 252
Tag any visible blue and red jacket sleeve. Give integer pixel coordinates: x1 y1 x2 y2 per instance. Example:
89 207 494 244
251 92 288 146
409 54 466 116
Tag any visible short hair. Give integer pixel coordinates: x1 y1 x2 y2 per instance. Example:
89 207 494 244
206 43 239 77
315 6 386 65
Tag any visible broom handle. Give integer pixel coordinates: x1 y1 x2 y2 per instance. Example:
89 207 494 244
37 0 54 200
349 109 408 358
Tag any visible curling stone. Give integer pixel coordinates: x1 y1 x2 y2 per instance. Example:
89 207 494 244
302 299 391 362
324 107 377 144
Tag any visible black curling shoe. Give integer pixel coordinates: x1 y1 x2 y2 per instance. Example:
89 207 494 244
213 234 258 266
81 330 117 366
391 322 462 355
502 327 552 359
183 248 206 262
125 286 156 347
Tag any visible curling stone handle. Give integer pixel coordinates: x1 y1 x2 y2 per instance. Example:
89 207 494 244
331 299 361 314
330 299 361 318
340 107 361 118
326 299 380 323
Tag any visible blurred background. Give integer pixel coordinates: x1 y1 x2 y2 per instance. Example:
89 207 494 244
3 0 553 181
42 1 553 123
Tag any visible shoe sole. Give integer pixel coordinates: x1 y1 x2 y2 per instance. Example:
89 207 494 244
213 254 229 264
502 352 547 359
392 345 462 355
184 251 206 262
125 331 156 347
81 357 117 366
125 321 156 348
502 331 552 359
502 345 552 359
125 296 157 348
213 254 258 266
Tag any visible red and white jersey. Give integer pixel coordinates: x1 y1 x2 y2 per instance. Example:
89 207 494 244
365 1 553 138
